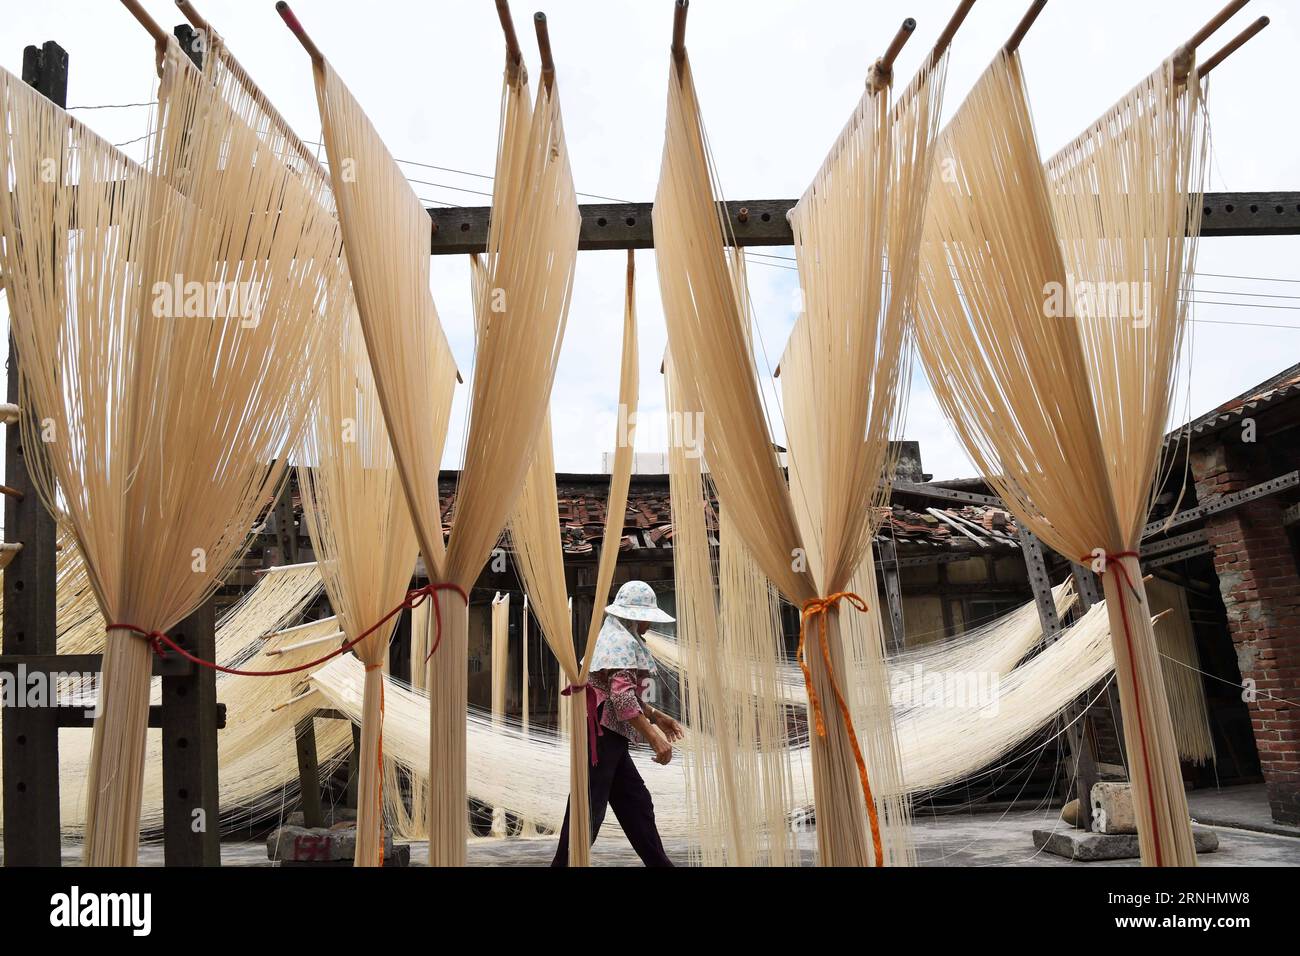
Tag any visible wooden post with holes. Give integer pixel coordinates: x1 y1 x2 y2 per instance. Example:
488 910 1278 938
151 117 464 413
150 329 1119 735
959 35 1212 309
273 476 299 566
1 40 67 868
293 715 325 829
161 598 221 865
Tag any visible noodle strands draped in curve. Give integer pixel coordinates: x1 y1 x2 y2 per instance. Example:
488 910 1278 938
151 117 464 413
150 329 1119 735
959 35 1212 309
0 32 346 865
653 40 947 865
508 252 638 867
914 47 1209 866
297 302 422 867
311 44 578 863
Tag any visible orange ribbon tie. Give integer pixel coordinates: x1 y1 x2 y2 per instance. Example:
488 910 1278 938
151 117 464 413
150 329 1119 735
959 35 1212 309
798 591 884 867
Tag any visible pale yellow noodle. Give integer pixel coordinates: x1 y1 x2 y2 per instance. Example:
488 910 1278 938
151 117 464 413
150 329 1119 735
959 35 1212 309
913 48 1208 865
507 253 637 866
0 31 345 864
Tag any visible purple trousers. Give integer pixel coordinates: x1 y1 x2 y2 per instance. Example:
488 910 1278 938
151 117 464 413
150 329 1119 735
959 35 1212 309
551 706 674 867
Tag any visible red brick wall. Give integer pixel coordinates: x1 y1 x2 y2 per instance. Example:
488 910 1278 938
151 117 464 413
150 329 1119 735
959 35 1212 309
1191 442 1300 825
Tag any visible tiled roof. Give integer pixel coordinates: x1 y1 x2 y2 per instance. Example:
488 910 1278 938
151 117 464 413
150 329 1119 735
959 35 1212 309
429 475 1017 557
1168 361 1300 444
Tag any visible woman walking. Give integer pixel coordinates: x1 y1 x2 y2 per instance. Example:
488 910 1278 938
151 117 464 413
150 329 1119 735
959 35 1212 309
552 581 684 867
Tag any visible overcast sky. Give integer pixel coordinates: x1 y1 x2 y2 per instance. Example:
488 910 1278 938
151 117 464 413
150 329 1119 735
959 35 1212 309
4 0 1296 481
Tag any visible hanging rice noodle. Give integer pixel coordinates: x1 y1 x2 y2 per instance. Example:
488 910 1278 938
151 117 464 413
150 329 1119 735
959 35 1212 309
307 598 1121 837
913 47 1208 865
312 46 578 863
296 301 421 866
489 592 510 837
0 31 345 864
653 39 946 864
507 252 637 866
1147 579 1215 765
664 354 796 866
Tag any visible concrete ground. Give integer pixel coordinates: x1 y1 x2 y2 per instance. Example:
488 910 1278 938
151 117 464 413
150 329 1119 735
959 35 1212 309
42 781 1300 867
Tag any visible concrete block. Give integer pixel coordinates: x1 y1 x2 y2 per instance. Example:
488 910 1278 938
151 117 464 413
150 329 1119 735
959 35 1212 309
1091 781 1136 834
279 843 411 868
1032 826 1219 862
267 824 394 863
286 807 356 828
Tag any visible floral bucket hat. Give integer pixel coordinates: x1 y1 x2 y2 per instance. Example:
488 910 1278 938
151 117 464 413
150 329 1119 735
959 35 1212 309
604 580 675 624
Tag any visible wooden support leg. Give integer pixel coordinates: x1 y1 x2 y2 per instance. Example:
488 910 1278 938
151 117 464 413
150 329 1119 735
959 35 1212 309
293 715 324 829
273 478 299 566
1 40 67 868
161 598 221 866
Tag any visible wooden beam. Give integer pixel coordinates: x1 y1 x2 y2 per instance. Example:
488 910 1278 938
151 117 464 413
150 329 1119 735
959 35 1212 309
1199 191 1300 236
431 199 786 254
293 716 325 829
1140 527 1209 557
2 41 67 868
15 189 1300 253
52 703 226 730
428 192 1300 254
0 652 192 677
161 597 221 866
1018 527 1061 639
876 549 1005 570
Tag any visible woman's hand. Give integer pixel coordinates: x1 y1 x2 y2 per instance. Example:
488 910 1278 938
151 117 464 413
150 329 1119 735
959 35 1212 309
653 711 685 743
646 724 673 765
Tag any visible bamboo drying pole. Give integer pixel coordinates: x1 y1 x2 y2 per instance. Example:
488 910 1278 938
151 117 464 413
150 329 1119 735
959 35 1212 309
1004 0 1048 53
174 0 211 33
869 18 917 91
1187 0 1252 50
932 0 976 64
497 0 524 79
672 0 689 62
534 12 555 92
1198 16 1269 78
275 1 324 66
1175 0 1256 80
119 0 171 72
